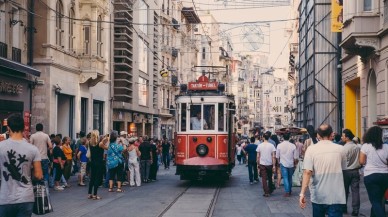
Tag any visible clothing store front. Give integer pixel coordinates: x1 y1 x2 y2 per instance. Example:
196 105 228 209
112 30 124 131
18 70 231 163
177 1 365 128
0 57 40 137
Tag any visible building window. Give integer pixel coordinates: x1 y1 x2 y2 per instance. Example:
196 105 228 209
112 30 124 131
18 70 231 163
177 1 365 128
83 21 91 55
138 38 148 73
139 0 148 34
69 8 75 51
138 77 148 106
11 7 20 49
364 0 372 11
97 15 103 57
81 98 88 133
93 100 104 134
384 1 388 24
56 0 64 46
0 2 5 43
202 47 206 59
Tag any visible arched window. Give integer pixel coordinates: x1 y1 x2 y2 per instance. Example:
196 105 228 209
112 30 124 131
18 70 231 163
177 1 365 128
367 69 377 126
97 15 102 57
69 7 75 51
56 0 64 46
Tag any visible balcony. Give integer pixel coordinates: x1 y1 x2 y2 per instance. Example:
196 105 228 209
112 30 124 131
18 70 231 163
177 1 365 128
12 47 21 63
340 15 380 58
0 42 7 58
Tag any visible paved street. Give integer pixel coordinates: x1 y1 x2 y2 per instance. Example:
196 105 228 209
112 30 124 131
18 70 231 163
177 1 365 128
34 163 387 217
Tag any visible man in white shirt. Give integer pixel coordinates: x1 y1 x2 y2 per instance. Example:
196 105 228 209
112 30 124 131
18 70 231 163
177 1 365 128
190 112 208 130
299 124 346 216
256 133 276 197
276 132 299 197
30 123 53 184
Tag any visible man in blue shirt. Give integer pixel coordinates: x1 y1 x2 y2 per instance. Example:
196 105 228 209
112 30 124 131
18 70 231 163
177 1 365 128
244 137 259 184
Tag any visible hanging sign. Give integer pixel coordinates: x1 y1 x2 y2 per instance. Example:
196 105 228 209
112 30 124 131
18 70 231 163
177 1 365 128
331 0 343 32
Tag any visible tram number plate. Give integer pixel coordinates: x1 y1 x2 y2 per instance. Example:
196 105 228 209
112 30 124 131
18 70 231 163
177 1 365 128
176 152 185 158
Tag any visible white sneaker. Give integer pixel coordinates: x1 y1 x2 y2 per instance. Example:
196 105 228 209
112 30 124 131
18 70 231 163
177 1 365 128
54 186 64 191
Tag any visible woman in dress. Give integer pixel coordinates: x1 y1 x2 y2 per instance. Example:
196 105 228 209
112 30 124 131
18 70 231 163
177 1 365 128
359 126 388 217
127 137 141 187
87 130 105 199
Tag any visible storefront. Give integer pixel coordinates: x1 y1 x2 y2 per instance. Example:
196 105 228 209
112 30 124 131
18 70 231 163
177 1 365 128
0 57 40 137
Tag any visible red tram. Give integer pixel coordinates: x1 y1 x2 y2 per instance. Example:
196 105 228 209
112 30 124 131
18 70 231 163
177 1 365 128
174 75 236 180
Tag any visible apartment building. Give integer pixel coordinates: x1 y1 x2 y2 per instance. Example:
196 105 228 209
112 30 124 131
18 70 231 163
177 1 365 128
0 0 41 137
341 0 388 136
31 0 112 138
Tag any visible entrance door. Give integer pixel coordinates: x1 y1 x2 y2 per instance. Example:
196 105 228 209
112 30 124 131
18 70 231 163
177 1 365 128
57 94 74 137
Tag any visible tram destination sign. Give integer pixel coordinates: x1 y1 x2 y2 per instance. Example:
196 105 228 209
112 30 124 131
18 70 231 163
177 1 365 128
188 81 218 90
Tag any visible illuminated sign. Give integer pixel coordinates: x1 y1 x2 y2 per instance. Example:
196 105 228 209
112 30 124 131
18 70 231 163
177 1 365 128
188 82 218 90
0 81 23 95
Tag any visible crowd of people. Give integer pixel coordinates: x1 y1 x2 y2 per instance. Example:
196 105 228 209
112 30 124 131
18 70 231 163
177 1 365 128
237 124 388 217
0 114 175 217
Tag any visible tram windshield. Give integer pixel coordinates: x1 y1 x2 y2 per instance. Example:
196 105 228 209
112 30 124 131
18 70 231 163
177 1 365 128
190 104 215 131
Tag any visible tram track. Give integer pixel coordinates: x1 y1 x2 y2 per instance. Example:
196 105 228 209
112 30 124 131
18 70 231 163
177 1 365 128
157 183 221 217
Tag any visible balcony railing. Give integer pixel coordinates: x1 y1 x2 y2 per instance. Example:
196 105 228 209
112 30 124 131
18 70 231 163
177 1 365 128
12 47 21 63
0 42 7 58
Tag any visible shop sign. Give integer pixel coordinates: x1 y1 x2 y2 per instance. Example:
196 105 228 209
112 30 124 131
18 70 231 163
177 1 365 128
0 80 23 95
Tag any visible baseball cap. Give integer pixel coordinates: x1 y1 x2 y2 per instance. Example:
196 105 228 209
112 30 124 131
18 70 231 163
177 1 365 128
120 131 127 136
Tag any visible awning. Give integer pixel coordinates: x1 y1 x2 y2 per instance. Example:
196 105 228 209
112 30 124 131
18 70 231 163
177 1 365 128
0 57 41 77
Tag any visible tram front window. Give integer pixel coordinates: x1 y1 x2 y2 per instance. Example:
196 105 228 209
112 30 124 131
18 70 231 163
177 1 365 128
190 104 215 130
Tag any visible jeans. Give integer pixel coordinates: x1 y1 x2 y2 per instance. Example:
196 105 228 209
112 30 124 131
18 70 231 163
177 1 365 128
162 153 170 168
312 203 343 217
140 160 151 182
247 161 258 182
342 169 360 213
280 164 294 193
364 173 388 217
0 202 34 217
41 159 50 183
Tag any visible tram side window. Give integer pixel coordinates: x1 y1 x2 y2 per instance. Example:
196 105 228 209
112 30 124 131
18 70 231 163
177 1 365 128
218 103 225 131
181 103 186 132
204 105 215 130
190 105 203 130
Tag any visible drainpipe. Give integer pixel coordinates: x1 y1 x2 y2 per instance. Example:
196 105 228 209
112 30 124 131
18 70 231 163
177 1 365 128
337 32 343 132
27 0 35 136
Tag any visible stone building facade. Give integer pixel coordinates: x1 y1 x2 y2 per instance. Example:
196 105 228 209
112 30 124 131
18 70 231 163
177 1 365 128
32 0 112 138
341 0 388 136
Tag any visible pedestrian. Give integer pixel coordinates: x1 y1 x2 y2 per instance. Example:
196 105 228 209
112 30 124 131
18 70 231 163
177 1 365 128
77 138 88 186
30 123 53 185
88 130 105 200
72 131 86 175
295 138 303 159
52 136 66 191
256 133 276 197
139 136 153 183
62 136 73 188
244 137 259 184
149 138 158 181
359 126 388 217
161 137 171 169
127 137 141 187
0 114 43 217
104 131 125 193
299 124 346 217
341 129 361 216
301 125 318 158
236 143 243 164
276 132 298 197
118 131 129 186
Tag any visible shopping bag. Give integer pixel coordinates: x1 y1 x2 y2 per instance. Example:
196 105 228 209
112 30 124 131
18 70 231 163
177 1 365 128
33 181 53 215
292 160 303 187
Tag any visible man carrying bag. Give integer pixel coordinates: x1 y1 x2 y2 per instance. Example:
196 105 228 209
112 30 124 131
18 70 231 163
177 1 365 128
0 114 43 217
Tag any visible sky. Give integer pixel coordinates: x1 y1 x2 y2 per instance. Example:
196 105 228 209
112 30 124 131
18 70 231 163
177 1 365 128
192 0 292 78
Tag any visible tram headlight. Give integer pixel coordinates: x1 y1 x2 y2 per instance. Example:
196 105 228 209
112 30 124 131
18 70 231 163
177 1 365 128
196 144 208 157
